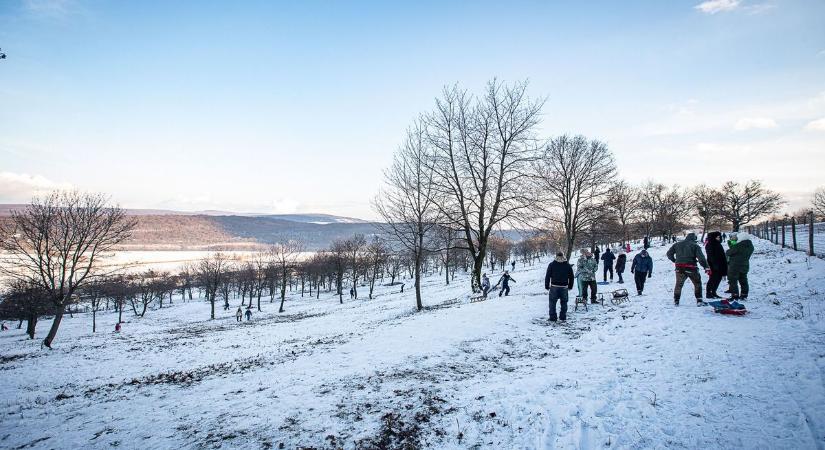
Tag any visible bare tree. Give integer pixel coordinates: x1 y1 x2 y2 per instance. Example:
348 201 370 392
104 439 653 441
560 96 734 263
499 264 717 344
813 187 825 219
0 191 136 348
364 237 388 300
375 121 444 310
532 135 617 260
197 253 228 319
427 80 544 291
719 180 784 231
638 182 690 241
270 240 304 313
607 180 641 246
691 184 724 240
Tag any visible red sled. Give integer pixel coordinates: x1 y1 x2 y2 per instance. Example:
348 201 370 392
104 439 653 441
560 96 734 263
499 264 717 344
715 308 747 316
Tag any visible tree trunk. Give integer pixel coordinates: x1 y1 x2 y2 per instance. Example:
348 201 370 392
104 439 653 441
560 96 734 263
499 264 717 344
26 314 37 339
42 307 65 348
210 296 215 319
414 245 423 311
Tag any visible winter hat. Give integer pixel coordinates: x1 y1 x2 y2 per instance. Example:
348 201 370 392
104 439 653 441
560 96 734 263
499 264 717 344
729 232 738 241
581 248 592 256
686 232 697 242
555 252 565 262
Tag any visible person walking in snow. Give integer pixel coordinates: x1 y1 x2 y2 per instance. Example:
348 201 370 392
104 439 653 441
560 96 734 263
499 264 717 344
601 248 616 282
244 308 252 321
631 249 653 295
666 232 709 306
545 252 575 322
593 246 601 266
576 249 599 304
726 232 754 300
236 307 243 322
704 231 728 299
615 250 627 284
494 271 516 297
481 273 491 298
643 236 650 249
511 260 516 272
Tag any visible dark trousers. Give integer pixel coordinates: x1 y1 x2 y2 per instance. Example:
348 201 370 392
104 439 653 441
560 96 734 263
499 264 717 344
706 272 724 296
548 287 568 321
675 268 702 301
603 265 613 281
728 271 749 298
499 285 510 297
581 280 597 300
634 271 648 293
617 270 624 283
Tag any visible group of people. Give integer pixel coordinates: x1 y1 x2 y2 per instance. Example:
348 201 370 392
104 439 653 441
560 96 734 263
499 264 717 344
544 231 754 321
235 307 253 322
667 231 753 306
481 270 516 298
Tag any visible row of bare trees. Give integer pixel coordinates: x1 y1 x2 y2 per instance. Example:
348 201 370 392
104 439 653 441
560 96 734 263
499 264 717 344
375 79 787 308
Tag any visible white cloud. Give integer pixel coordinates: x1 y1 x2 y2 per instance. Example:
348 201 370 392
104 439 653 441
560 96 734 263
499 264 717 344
0 172 72 202
804 117 825 131
695 0 741 14
734 117 778 130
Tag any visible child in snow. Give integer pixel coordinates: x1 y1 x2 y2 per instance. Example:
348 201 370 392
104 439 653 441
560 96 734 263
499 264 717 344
481 273 491 298
115 322 121 332
236 307 243 322
601 248 615 282
1 322 8 331
245 308 252 321
494 271 515 297
615 250 627 284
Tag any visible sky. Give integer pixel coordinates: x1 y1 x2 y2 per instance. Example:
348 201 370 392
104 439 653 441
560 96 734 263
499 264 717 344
1 0 824 219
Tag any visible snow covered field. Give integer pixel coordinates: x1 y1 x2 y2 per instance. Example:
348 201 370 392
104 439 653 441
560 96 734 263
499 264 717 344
1 238 824 449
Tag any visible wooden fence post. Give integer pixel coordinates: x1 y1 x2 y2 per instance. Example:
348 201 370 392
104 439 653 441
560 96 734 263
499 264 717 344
809 211 815 257
791 217 798 251
781 219 786 248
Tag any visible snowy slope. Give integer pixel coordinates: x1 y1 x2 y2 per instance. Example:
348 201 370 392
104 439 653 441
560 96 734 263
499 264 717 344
1 237 824 449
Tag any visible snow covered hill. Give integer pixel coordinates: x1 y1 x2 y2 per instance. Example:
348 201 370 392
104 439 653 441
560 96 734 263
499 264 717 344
1 237 824 449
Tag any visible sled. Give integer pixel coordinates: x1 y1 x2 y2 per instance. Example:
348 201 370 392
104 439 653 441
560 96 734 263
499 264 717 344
707 299 747 316
469 294 487 303
610 289 630 306
597 281 611 285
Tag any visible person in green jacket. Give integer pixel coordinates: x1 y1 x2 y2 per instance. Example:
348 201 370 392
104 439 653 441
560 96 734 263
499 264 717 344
576 249 599 304
726 232 754 300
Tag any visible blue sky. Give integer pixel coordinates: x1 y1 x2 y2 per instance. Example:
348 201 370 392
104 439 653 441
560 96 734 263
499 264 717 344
1 0 824 218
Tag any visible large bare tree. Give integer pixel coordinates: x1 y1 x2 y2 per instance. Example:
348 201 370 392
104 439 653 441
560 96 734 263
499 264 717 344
691 184 724 240
607 180 641 246
719 180 783 231
375 121 444 310
427 79 544 291
532 135 617 260
0 191 135 348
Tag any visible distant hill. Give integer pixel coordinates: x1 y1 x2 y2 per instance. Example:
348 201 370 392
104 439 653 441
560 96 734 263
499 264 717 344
0 205 526 251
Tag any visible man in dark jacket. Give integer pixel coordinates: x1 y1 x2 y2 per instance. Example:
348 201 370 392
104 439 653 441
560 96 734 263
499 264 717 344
704 231 728 299
726 232 754 300
593 246 601 266
545 252 575 322
615 251 627 283
666 232 709 306
601 248 615 282
630 249 653 295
